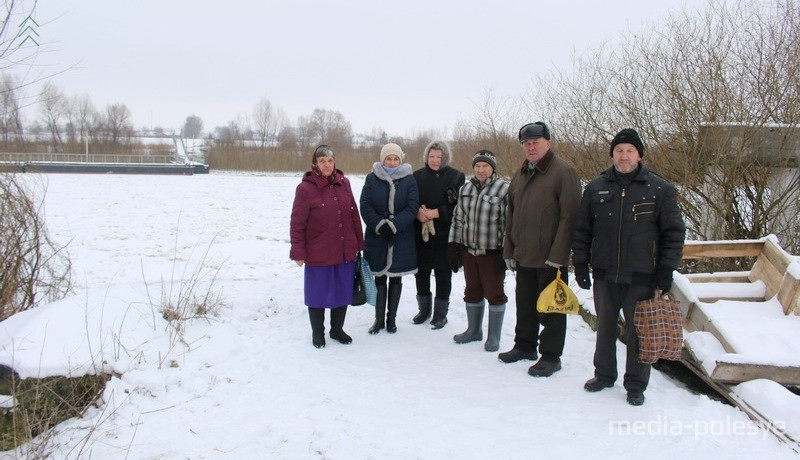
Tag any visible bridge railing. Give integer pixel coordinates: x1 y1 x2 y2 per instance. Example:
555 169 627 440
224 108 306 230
0 152 175 164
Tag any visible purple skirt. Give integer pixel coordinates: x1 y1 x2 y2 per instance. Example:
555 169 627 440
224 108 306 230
305 261 356 308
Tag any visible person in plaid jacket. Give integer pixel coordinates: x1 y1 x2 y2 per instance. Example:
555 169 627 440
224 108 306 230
448 150 510 352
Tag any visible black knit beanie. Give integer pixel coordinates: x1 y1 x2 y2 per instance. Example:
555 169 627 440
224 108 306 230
472 150 496 171
609 129 644 157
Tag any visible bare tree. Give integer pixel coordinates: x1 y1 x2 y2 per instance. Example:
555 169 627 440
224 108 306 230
277 125 298 153
0 175 72 320
455 89 530 177
72 93 96 144
0 1 41 91
295 115 313 154
38 82 66 151
307 108 352 151
530 0 800 254
252 97 277 149
214 117 249 147
0 73 24 146
103 102 133 146
182 114 204 138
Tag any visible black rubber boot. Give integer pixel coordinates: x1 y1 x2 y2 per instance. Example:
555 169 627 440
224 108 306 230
413 294 432 324
453 301 484 343
369 284 387 334
386 281 402 333
308 307 326 348
329 306 352 344
484 304 506 352
430 298 449 329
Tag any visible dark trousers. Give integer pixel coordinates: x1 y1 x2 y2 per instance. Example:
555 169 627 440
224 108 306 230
415 268 453 300
375 275 402 290
593 280 653 393
513 266 567 361
462 252 507 306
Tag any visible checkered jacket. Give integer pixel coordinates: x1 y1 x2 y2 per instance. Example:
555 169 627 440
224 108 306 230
448 174 509 255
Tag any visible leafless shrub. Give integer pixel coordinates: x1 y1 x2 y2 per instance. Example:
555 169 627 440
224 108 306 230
531 0 800 259
151 232 226 353
0 174 72 321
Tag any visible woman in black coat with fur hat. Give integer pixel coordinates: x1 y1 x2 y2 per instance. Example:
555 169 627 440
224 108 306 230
411 140 465 329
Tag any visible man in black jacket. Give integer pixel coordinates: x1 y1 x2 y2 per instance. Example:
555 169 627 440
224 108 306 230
572 129 685 406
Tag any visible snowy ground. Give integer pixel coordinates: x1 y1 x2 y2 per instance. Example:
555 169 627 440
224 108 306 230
0 171 798 459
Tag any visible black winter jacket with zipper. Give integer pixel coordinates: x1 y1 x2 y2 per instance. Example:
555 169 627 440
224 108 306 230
572 163 685 286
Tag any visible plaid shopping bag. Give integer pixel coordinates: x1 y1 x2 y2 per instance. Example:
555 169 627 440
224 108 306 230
633 293 683 363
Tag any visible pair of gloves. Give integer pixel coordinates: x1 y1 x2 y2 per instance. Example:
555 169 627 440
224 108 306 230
377 222 394 236
572 263 674 292
420 205 436 242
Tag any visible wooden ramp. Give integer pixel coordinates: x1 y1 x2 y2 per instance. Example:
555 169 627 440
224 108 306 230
672 236 800 449
674 237 800 384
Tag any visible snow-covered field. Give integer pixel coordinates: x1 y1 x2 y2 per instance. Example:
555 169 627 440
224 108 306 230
0 171 797 459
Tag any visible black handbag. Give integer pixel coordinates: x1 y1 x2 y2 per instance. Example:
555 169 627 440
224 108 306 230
352 252 367 306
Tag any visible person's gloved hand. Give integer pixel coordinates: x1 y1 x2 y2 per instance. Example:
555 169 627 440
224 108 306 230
447 242 463 273
377 223 393 236
504 259 516 272
574 263 591 290
656 265 674 293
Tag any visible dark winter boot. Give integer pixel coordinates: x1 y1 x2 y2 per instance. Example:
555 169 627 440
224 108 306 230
430 298 449 329
413 294 432 324
308 307 326 348
386 281 402 333
329 306 352 345
453 301 485 344
484 303 506 352
369 284 387 334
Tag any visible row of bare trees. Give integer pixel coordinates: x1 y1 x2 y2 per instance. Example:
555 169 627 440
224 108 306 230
0 79 138 154
408 0 799 255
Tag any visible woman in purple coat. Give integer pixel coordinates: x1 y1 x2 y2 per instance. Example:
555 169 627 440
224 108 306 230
290 145 365 348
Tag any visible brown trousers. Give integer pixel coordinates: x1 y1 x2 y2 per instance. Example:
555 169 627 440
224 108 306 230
462 252 507 306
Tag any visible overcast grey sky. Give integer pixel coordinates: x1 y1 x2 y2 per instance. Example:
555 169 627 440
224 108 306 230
28 0 705 137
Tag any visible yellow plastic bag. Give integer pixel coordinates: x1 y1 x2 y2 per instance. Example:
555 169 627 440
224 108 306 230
536 268 579 315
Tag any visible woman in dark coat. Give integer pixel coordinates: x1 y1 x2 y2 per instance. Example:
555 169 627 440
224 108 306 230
290 145 364 348
412 140 465 329
360 142 419 334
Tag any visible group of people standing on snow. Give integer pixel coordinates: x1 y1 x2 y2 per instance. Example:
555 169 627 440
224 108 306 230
289 123 685 406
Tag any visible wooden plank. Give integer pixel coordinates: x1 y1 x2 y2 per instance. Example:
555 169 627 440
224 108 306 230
685 304 737 352
763 238 793 274
687 273 751 283
750 252 784 298
669 285 696 330
682 241 764 259
778 270 800 315
710 361 800 385
697 296 765 303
